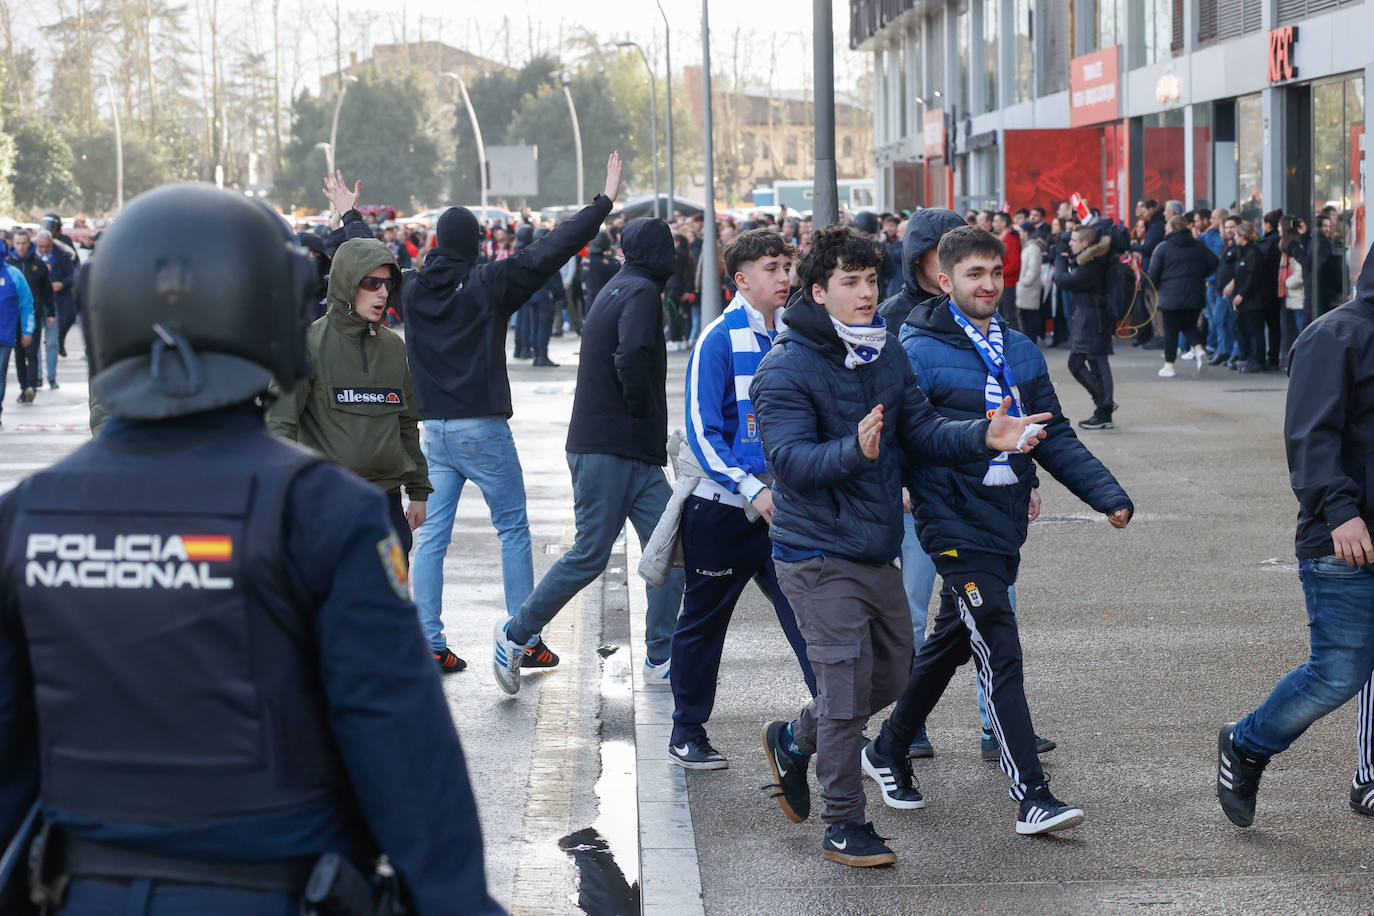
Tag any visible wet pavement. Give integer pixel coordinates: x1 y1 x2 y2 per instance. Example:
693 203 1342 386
8 329 1374 914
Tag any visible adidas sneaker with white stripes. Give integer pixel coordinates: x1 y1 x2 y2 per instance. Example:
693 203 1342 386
1015 785 1085 835
861 739 925 809
1351 780 1374 817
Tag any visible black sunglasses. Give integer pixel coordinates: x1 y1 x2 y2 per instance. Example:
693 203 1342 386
358 275 396 293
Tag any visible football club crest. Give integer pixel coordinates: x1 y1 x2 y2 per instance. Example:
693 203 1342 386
963 581 983 607
746 412 758 440
376 532 410 599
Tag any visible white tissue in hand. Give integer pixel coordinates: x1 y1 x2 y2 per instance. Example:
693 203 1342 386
1016 423 1046 451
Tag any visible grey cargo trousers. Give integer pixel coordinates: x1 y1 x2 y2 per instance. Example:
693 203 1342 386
776 554 913 825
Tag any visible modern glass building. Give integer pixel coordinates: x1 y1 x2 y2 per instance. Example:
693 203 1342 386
852 0 1368 286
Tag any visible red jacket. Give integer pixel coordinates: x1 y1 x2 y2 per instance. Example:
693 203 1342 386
1001 230 1021 287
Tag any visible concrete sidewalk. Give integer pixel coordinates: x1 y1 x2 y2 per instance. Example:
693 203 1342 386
634 344 1374 914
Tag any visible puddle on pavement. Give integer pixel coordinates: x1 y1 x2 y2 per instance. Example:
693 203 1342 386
560 614 640 915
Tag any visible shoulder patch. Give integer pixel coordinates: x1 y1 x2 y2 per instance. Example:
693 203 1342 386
376 531 410 600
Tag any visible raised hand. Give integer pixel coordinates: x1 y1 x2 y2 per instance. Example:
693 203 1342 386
322 170 362 216
985 397 1051 453
858 405 883 461
603 151 623 202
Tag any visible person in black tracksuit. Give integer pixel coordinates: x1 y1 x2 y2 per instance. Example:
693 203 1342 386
1257 212 1285 369
1228 223 1266 373
866 226 1133 836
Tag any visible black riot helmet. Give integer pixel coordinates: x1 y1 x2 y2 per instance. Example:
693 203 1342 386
852 211 880 235
84 183 317 421
41 212 62 235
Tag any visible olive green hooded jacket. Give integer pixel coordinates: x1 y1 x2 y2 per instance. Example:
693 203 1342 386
268 238 430 500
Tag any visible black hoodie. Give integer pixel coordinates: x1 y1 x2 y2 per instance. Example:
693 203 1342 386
876 208 968 327
399 196 612 420
566 218 676 465
1287 243 1374 559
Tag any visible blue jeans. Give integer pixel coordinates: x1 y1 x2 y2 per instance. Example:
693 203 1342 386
900 514 1016 733
44 317 59 382
1207 286 1237 357
508 452 684 662
1233 556 1374 758
411 417 534 652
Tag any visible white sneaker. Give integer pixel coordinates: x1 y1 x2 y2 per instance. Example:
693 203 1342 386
644 658 672 690
1181 348 1195 360
1158 365 1176 378
1194 346 1209 374
493 619 528 695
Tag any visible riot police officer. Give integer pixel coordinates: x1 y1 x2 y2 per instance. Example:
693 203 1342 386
0 184 503 915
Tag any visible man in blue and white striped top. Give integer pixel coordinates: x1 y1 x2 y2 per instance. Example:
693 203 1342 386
667 229 817 770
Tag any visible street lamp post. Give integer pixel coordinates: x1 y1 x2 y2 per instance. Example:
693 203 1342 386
811 0 838 228
656 0 674 218
327 74 358 175
699 0 720 325
554 71 585 204
443 71 488 213
99 73 123 212
615 41 660 218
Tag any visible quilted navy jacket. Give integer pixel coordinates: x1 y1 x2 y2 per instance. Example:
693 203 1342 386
749 292 993 565
900 298 1134 558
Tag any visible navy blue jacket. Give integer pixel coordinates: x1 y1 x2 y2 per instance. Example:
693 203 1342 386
1287 246 1374 558
0 407 502 916
749 292 993 565
899 301 1133 558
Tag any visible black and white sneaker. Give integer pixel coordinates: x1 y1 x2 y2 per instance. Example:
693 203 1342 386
761 720 811 823
861 739 925 809
1351 780 1374 816
822 821 896 868
668 737 728 770
1216 722 1268 827
1016 785 1085 835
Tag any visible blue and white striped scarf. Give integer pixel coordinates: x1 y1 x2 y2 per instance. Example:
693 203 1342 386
723 301 768 450
947 302 1024 487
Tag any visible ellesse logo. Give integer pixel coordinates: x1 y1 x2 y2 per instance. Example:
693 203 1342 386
333 387 403 406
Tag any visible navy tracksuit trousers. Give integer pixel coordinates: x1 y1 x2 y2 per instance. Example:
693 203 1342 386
669 496 817 745
875 552 1044 800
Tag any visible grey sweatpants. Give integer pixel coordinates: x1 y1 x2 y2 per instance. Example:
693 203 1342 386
776 555 913 825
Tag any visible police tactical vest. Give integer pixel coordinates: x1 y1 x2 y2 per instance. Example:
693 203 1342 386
4 426 349 824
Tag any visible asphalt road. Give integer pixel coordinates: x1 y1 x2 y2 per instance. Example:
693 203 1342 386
6 326 1372 915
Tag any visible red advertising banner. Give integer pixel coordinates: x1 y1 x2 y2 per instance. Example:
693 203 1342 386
1003 129 1104 213
923 108 945 160
1070 46 1119 128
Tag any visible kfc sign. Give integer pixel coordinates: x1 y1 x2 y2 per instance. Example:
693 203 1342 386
1267 26 1298 83
923 108 946 160
1070 46 1119 128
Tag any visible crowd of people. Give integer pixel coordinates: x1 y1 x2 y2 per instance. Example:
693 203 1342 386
2 150 1373 912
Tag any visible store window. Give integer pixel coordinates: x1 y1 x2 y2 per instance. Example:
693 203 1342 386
1311 75 1366 302
1142 109 1187 207
1142 0 1174 64
1012 0 1032 104
1097 0 1124 50
982 0 999 113
1192 104 1213 209
1235 93 1264 224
